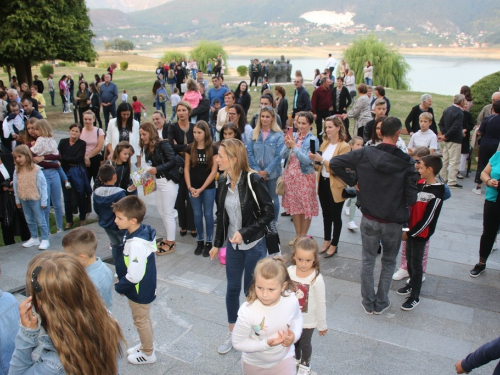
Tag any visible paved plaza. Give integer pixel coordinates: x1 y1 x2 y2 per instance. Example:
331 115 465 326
1 132 499 374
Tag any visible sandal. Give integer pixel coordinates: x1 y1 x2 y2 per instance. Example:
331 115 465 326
156 242 175 256
64 223 73 231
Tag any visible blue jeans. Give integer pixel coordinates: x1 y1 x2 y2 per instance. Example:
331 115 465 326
156 101 166 118
21 199 49 240
365 78 372 86
42 168 63 231
189 188 216 242
49 90 55 106
265 177 280 222
56 166 67 182
170 106 177 122
225 239 266 323
105 228 125 263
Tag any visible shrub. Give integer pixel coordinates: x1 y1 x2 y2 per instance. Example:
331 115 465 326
87 62 96 67
470 71 500 122
343 34 410 90
190 40 228 74
40 64 54 78
97 61 111 69
162 51 187 66
120 61 129 71
236 65 248 77
58 61 66 67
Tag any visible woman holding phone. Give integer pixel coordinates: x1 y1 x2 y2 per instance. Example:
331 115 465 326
281 111 319 245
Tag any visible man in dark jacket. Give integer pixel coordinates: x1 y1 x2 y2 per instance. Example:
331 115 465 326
438 94 465 188
292 77 312 118
33 75 44 94
191 82 210 123
330 117 419 315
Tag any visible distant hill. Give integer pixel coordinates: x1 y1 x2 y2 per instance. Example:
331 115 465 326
86 0 171 12
89 0 500 47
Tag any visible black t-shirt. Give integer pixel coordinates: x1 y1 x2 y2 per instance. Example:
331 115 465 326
185 145 217 189
119 128 130 142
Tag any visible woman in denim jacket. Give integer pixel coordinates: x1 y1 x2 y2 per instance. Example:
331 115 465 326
247 106 284 222
281 111 320 245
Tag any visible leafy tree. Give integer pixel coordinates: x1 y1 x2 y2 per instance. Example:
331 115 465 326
343 34 410 90
104 39 135 52
162 51 187 65
0 0 96 86
470 71 500 122
190 40 227 74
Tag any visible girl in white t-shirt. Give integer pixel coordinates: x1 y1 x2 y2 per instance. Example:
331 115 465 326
232 256 302 375
287 237 327 375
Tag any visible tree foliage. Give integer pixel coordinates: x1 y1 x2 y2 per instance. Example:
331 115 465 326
343 35 410 90
40 64 54 78
470 71 500 122
104 39 135 52
162 51 187 65
236 66 248 77
190 40 227 73
0 0 96 85
120 61 129 71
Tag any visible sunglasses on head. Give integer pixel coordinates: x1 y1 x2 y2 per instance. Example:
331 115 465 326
31 266 42 293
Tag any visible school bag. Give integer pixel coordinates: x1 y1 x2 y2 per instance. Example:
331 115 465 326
157 87 168 103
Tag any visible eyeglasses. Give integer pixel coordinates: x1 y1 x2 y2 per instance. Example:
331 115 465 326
228 112 237 116
31 266 43 293
415 160 421 164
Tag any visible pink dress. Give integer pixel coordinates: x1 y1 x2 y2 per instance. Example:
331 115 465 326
282 137 319 219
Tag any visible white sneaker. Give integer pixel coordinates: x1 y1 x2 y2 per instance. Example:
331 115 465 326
493 240 498 251
392 268 409 280
253 88 257 92
38 240 50 250
217 331 233 354
22 238 40 248
347 221 358 230
297 364 312 375
127 350 157 365
406 274 426 284
344 206 350 216
65 181 72 189
127 343 141 355
472 187 482 195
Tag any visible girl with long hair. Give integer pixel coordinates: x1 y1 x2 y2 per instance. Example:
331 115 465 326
58 75 70 113
75 81 90 125
227 104 253 143
309 116 351 257
167 69 177 96
209 138 275 355
184 121 218 256
219 122 242 142
89 82 103 128
81 110 105 184
9 252 124 374
182 78 202 114
234 81 251 115
12 145 49 249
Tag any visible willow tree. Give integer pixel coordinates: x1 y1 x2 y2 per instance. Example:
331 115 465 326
343 35 410 90
190 40 228 74
0 0 96 86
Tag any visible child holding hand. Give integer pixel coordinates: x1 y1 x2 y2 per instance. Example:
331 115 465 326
288 237 327 375
232 256 302 375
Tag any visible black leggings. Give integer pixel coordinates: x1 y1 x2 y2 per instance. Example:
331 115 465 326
295 328 314 366
475 144 498 184
479 200 500 264
176 179 195 231
318 176 344 245
249 73 259 87
92 108 103 128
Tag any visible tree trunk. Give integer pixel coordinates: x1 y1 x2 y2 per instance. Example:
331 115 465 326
13 58 32 86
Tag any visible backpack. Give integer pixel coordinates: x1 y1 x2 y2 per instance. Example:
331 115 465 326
157 87 168 103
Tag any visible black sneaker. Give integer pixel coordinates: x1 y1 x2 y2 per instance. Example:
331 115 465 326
401 297 420 311
448 184 463 189
397 285 412 296
281 212 291 217
194 241 204 255
469 263 486 278
203 242 212 257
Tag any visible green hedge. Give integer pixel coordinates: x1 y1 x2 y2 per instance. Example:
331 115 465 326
470 71 500 122
236 65 248 77
40 64 54 78
120 61 129 71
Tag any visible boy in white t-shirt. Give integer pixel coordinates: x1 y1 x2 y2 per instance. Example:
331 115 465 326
408 112 438 155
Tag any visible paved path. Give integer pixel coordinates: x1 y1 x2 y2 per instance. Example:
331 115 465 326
1 162 499 374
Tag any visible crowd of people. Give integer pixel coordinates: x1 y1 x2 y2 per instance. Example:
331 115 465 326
1 53 500 375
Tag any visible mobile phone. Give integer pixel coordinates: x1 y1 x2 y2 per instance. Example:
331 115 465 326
287 127 293 138
310 139 316 154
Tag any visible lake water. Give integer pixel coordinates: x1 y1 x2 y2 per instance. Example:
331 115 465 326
227 56 499 96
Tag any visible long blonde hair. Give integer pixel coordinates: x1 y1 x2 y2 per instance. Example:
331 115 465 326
26 252 124 375
252 106 282 141
220 138 253 179
13 145 36 172
247 256 295 303
139 122 161 153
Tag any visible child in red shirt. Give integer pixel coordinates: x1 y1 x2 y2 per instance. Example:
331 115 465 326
132 96 146 124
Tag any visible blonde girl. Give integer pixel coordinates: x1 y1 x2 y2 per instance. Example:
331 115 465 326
9 252 124 374
288 237 327 374
12 145 49 250
184 120 218 256
232 256 302 375
344 136 364 230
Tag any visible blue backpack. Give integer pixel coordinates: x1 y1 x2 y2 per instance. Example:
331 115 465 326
157 87 168 103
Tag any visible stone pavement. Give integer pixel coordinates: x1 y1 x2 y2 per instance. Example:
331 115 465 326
1 162 500 374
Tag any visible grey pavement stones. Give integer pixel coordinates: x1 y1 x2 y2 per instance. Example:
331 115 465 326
1 171 500 374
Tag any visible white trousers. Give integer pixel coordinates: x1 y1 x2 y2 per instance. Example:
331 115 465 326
155 178 179 241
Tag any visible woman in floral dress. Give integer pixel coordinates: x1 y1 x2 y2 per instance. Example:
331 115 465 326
281 111 319 246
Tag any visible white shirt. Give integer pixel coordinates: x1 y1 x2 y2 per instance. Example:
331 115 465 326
232 294 302 369
287 265 327 331
408 130 438 150
321 143 337 177
326 57 337 69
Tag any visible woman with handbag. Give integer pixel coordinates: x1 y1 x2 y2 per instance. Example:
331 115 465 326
309 116 351 257
80 111 105 185
247 105 284 222
140 122 181 254
208 138 275 355
281 111 320 246
104 102 141 170
58 124 89 229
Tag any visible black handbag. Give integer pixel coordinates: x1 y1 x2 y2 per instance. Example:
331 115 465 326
247 173 281 255
342 186 357 198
